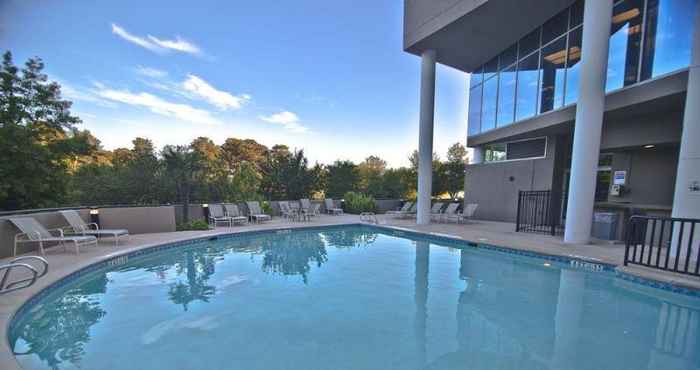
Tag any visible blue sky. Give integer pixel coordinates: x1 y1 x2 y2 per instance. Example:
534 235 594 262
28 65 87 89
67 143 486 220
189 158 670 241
0 0 469 167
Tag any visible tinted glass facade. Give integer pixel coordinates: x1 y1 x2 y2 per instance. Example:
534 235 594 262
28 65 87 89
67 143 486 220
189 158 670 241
468 0 698 137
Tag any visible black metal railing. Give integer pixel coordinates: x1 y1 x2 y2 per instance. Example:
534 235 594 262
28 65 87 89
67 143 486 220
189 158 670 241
515 190 563 236
624 215 699 276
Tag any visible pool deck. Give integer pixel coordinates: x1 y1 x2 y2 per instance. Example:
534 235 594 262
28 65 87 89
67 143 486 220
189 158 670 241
1 214 699 370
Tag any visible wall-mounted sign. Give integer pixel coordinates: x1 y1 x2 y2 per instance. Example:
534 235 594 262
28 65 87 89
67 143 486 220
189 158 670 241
613 171 627 185
689 180 700 195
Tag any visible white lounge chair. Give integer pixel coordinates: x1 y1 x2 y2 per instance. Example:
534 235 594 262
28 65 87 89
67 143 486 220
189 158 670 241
223 204 248 225
246 201 271 223
278 201 297 219
10 217 97 256
398 202 418 219
300 198 311 212
209 204 233 227
59 210 129 246
436 203 460 223
429 202 445 221
324 199 343 215
387 202 413 217
452 203 479 224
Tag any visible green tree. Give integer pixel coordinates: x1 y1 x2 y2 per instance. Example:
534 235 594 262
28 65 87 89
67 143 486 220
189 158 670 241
358 155 387 197
220 137 268 171
325 160 359 198
190 136 228 201
0 51 93 210
162 145 203 222
444 143 468 199
260 147 321 200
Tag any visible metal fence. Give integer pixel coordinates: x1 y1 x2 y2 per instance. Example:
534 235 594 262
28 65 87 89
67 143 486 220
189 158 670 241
515 190 563 236
624 215 700 276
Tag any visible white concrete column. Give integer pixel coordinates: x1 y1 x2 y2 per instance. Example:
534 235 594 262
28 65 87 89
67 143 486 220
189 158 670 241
417 50 436 225
564 0 614 244
552 270 585 368
671 5 700 222
471 146 484 165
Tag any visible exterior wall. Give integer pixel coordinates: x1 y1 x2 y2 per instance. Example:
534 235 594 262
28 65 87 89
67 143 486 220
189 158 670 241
606 147 679 207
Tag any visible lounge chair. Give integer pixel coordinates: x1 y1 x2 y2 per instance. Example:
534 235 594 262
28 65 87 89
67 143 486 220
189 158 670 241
436 203 459 223
59 210 129 246
209 204 233 227
246 201 271 223
398 202 418 219
324 199 343 215
308 203 321 219
387 202 413 216
300 198 311 212
10 217 97 256
452 203 479 224
223 204 248 225
278 201 297 219
429 202 446 221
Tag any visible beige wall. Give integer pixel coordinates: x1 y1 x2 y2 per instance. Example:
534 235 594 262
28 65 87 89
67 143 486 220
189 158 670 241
0 206 176 258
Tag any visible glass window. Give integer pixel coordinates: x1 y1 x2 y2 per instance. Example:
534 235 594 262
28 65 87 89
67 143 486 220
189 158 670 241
483 56 499 80
540 36 567 113
515 53 540 121
607 0 643 91
481 76 498 132
468 85 482 136
470 65 483 89
565 27 583 105
497 66 516 126
519 28 541 58
542 8 569 45
499 44 518 70
570 0 584 28
641 0 698 80
484 143 507 162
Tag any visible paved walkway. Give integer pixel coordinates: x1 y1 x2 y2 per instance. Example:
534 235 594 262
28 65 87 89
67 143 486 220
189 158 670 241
1 214 698 370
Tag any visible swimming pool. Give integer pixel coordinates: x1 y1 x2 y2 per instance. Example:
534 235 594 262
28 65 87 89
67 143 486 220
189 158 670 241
8 225 700 370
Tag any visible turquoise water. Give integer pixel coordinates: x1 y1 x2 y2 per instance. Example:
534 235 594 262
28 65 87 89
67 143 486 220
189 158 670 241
9 226 700 370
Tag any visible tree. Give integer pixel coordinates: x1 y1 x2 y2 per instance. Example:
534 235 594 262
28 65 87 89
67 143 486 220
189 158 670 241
325 160 359 198
444 143 468 199
220 137 268 171
227 161 261 201
260 148 321 200
0 51 93 210
162 145 203 222
358 155 387 197
190 136 228 201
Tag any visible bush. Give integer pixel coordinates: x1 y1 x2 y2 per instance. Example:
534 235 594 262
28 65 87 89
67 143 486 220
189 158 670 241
177 219 210 231
343 191 376 214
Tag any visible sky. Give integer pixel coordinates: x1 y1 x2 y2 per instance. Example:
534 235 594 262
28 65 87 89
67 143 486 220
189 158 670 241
0 0 470 167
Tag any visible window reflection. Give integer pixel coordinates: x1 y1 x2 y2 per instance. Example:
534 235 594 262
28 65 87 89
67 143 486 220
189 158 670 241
607 0 643 91
540 37 567 113
565 27 583 105
515 53 540 121
519 28 541 58
483 57 499 80
570 0 584 28
481 77 498 132
470 66 483 89
542 8 569 45
497 66 516 126
641 0 698 79
468 86 482 136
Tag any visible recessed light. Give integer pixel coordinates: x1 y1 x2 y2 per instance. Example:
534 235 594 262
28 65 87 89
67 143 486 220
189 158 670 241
543 262 551 267
644 144 655 149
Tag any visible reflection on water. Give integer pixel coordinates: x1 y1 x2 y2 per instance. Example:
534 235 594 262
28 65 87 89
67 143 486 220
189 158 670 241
9 227 700 370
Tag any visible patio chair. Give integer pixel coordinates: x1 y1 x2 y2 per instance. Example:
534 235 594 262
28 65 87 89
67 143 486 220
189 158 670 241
209 204 233 227
300 198 312 212
429 202 445 221
387 202 413 216
398 202 418 219
278 201 297 219
59 210 129 246
10 217 97 256
324 199 343 215
223 204 248 225
246 201 272 223
452 203 479 224
307 203 321 220
437 203 460 223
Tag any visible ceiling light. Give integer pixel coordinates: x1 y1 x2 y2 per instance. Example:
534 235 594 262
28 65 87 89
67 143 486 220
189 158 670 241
543 262 551 267
644 144 655 149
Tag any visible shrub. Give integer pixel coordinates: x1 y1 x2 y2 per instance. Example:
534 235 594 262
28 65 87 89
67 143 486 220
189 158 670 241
343 191 376 214
177 219 210 231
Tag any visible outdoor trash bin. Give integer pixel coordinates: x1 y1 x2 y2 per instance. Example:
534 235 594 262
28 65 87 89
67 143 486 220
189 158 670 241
592 212 619 240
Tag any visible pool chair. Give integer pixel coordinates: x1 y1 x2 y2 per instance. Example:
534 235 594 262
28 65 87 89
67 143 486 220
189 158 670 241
208 204 233 227
436 203 460 223
10 217 97 256
278 201 297 220
452 203 479 224
398 202 418 219
59 210 129 246
223 204 248 225
307 203 321 220
387 202 413 217
428 202 446 222
300 198 312 212
324 199 343 215
246 201 272 223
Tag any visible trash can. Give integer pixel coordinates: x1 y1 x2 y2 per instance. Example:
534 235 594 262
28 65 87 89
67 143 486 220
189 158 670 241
591 212 619 240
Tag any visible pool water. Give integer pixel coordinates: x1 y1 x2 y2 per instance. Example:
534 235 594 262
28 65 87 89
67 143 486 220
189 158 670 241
9 226 700 370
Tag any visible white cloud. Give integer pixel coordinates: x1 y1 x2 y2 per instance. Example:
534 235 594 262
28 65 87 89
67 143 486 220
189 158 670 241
259 111 308 133
94 84 222 126
182 74 250 110
111 23 201 56
59 81 117 108
135 66 168 78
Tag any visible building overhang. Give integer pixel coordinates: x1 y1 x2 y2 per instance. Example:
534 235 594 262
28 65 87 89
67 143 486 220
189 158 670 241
466 70 689 147
404 0 576 72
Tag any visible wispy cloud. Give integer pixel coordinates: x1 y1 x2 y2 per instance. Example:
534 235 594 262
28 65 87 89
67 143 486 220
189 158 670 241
94 84 221 125
259 111 308 133
135 66 168 78
111 23 201 56
59 81 118 108
182 74 250 110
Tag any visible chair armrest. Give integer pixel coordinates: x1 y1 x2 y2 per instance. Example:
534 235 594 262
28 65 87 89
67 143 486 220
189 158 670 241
14 232 35 243
47 228 65 238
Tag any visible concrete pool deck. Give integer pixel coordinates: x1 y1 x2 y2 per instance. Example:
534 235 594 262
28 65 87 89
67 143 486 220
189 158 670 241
1 214 699 370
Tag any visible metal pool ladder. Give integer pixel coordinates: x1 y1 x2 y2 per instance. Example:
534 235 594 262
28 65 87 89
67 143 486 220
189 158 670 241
0 256 49 294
